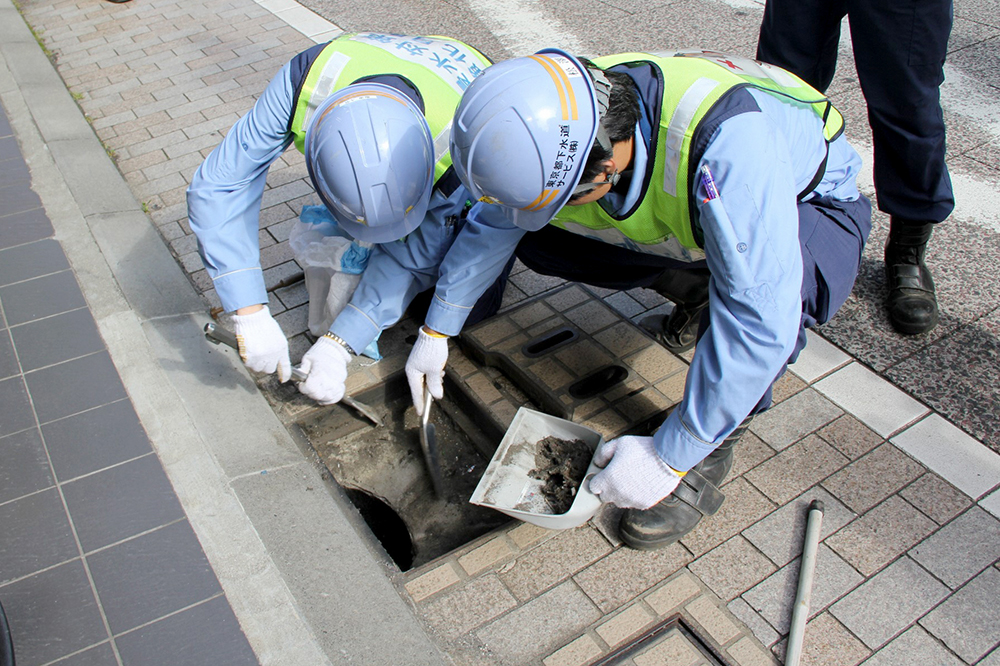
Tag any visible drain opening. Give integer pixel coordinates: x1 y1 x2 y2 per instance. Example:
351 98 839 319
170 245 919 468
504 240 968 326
568 365 629 400
344 488 414 570
522 326 579 358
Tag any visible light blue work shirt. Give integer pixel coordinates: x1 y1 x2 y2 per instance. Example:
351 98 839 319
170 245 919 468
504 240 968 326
186 60 520 356
436 87 864 471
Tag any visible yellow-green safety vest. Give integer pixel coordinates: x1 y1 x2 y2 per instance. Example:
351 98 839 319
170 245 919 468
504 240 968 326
288 33 491 185
550 50 844 258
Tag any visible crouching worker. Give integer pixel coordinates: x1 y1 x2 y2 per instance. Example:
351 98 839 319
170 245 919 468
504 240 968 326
188 33 520 407
445 48 872 549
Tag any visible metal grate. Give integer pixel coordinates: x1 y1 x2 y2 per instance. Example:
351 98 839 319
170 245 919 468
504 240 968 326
589 614 734 666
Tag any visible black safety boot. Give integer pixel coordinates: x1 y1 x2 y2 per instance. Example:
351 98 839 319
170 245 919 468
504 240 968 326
885 219 938 335
619 415 753 551
640 267 711 354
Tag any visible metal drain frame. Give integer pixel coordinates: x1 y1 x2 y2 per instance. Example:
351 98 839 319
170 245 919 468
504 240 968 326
589 613 734 666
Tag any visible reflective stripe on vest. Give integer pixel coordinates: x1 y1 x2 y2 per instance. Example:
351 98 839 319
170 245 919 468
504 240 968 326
288 33 491 183
551 51 843 258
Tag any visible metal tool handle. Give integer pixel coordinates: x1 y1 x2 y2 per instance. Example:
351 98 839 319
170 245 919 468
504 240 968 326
204 322 307 381
786 499 824 666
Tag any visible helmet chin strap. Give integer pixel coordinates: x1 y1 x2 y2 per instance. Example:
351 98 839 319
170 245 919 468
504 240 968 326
588 66 616 155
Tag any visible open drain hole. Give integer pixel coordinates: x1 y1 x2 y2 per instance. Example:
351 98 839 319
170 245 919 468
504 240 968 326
344 488 414 570
568 365 629 400
522 326 579 358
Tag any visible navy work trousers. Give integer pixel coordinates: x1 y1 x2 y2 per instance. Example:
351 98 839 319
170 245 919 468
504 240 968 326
757 0 955 224
515 194 872 413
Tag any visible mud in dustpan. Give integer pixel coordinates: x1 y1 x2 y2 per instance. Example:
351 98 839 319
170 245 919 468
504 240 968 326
470 407 603 529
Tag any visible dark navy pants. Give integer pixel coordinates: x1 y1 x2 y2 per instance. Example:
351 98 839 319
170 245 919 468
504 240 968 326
516 194 872 413
757 0 954 224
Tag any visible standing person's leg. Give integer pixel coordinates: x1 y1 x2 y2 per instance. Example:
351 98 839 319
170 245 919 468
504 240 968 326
756 0 848 92
847 0 955 335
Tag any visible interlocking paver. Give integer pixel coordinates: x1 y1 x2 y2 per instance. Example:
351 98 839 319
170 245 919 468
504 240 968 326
595 602 657 648
684 595 741 646
777 612 870 666
830 557 949 650
742 487 855 568
475 581 602 665
814 363 929 438
899 473 971 525
689 536 777 602
420 574 517 641
745 435 849 506
743 545 863 635
727 635 779 666
749 388 843 450
681 478 776 557
919 567 1000 663
499 526 612 602
858 625 964 666
574 542 692 614
909 506 1000 589
543 634 603 666
822 443 925 513
728 598 779 649
826 496 937 577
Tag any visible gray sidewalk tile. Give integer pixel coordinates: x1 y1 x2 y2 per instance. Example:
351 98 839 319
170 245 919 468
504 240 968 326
0 428 53 504
0 376 33 438
0 488 77 583
749 389 843 450
982 488 1000 520
115 596 257 666
680 478 776 557
574 542 692 614
62 454 185 553
899 473 971 525
86 520 222 635
822 443 925 514
920 567 1000 663
728 429 777 479
0 271 88 326
41 400 152 481
51 642 118 666
0 238 70 286
745 434 849 505
24 351 128 424
909 506 1000 589
814 363 929 438
743 545 863 635
891 414 1000 500
475 581 602 665
499 526 613 601
0 208 54 250
858 625 964 666
742 487 856 568
826 496 938 577
0 560 108 666
981 647 1000 666
830 557 950 650
690 535 777 602
0 330 17 380
10 307 106 372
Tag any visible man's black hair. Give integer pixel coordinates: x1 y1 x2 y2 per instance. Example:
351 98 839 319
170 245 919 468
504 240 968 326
571 60 640 200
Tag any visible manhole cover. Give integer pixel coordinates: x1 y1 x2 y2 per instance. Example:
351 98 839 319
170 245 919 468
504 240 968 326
591 615 734 666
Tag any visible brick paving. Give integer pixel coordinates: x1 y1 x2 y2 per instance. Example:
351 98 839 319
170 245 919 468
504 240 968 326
6 0 1000 664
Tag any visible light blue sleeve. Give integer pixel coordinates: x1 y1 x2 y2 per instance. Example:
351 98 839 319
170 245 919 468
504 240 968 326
654 112 804 472
329 187 471 353
424 201 527 335
186 63 295 312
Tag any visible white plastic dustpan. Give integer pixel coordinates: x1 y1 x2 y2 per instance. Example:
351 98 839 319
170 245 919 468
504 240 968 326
470 407 603 529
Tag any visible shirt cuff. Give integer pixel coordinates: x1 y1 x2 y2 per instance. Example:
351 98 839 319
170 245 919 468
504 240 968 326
424 294 474 337
653 409 718 472
213 268 267 313
330 304 381 355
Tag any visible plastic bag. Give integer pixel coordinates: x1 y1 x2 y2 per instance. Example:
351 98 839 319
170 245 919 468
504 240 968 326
290 205 381 359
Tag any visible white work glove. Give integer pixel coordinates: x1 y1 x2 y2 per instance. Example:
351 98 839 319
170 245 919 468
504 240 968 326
297 336 352 405
405 327 449 416
232 306 292 383
588 435 683 509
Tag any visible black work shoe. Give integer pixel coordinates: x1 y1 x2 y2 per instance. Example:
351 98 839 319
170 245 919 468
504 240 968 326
885 219 939 335
619 416 753 550
640 300 708 354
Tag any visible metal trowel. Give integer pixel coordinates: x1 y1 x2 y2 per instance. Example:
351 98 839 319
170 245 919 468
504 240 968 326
420 386 445 497
204 322 383 427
